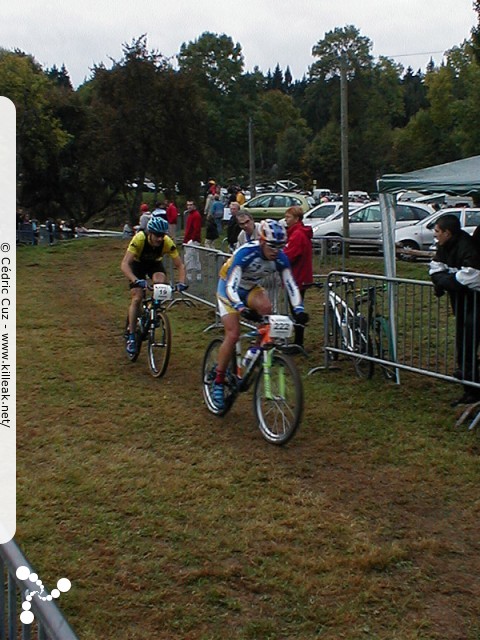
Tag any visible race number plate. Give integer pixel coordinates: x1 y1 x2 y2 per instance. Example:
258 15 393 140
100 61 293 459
153 284 173 301
268 315 294 338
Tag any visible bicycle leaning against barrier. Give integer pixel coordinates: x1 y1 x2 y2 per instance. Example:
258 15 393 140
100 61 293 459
321 275 396 380
202 311 303 445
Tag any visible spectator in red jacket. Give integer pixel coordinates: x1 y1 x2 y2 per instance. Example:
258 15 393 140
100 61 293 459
183 200 202 243
183 200 203 281
165 199 179 239
284 206 313 349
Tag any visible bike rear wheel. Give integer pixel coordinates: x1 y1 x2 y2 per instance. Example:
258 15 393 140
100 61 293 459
351 316 374 379
147 311 171 377
202 338 238 416
324 304 339 361
253 352 303 445
124 316 142 362
374 316 396 381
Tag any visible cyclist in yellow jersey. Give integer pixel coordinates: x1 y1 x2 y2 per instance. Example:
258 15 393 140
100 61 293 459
121 216 187 355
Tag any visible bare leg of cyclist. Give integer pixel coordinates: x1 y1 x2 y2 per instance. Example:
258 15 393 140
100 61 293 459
215 289 272 381
248 289 273 317
215 313 240 382
128 288 143 333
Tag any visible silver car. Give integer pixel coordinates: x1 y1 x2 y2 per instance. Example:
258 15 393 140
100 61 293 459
395 207 480 252
302 201 362 227
312 201 434 245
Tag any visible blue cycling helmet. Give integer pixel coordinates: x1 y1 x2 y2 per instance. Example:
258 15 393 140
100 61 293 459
259 219 286 248
147 215 168 235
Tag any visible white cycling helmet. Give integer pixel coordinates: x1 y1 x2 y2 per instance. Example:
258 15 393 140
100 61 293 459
259 219 286 248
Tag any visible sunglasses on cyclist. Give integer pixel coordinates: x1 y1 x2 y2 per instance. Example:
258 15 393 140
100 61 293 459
150 231 165 238
265 241 285 249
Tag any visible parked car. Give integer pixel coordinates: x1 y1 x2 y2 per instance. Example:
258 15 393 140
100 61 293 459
312 201 434 248
242 192 312 220
302 201 362 227
395 207 480 253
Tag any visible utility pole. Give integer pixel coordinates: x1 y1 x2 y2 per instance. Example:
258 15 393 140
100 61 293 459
340 53 350 256
248 117 256 198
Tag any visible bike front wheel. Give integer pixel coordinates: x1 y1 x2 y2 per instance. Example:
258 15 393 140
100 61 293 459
253 352 303 445
351 316 374 380
147 311 171 377
202 338 238 416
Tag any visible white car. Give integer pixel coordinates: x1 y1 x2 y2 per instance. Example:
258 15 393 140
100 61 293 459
312 201 434 245
395 207 480 252
302 201 362 227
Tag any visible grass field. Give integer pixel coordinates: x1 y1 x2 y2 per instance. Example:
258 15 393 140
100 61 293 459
16 239 480 639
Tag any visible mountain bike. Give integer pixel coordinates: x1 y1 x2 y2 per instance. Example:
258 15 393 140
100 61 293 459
324 277 374 379
323 277 396 380
363 283 396 381
124 283 173 377
202 314 303 445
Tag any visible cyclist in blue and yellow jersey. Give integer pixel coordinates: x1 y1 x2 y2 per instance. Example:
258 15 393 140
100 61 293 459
121 216 187 355
213 219 308 409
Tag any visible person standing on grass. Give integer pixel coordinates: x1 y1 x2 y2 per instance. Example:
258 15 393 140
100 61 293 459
211 194 226 235
429 213 480 406
235 212 261 248
166 199 179 239
205 213 219 249
183 200 202 282
138 203 151 231
283 206 313 351
226 201 241 252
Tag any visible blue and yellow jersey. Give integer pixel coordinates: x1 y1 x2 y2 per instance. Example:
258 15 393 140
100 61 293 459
218 241 303 311
127 230 179 263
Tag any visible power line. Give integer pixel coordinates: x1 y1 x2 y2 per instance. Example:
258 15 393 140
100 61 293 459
387 50 446 58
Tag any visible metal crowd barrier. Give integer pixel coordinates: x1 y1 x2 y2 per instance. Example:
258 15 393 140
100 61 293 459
308 270 480 393
176 243 289 319
174 242 479 395
0 539 78 640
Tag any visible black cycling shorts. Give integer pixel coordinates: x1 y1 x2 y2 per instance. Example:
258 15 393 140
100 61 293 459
131 260 166 280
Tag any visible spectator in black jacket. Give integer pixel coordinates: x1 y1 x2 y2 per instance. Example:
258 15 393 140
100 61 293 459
429 214 480 405
226 202 241 252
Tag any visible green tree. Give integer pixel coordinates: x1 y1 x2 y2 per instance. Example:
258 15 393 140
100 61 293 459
177 32 249 182
472 0 480 64
277 126 309 176
310 25 373 81
177 31 244 94
79 35 208 220
253 90 310 176
401 66 428 125
0 49 72 215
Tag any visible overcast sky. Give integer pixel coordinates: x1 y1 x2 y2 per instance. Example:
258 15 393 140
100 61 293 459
3 0 477 88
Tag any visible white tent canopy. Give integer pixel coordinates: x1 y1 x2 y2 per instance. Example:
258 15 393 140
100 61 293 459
377 155 480 277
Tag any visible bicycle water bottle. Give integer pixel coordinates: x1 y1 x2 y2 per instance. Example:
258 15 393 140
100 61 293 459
242 346 260 370
240 346 261 390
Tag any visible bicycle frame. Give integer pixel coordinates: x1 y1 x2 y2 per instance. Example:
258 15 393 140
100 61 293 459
234 320 288 392
323 276 397 381
325 277 359 354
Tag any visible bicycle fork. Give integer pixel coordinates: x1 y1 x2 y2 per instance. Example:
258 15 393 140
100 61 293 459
262 350 286 400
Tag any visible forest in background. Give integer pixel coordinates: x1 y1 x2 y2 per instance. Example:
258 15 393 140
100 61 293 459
2 3 480 224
